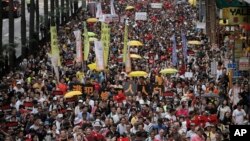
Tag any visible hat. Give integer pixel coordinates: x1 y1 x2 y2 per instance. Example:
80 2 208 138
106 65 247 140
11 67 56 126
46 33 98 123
93 121 102 127
78 99 83 103
204 122 214 128
74 117 82 125
44 121 50 126
57 114 63 118
190 122 196 126
17 81 22 85
66 107 72 111
53 97 58 101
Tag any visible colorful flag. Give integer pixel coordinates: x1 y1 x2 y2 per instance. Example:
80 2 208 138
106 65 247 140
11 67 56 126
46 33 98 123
171 34 177 66
110 0 116 16
83 22 90 61
94 41 105 70
181 31 188 64
123 21 128 63
50 26 61 66
74 30 83 63
101 22 110 68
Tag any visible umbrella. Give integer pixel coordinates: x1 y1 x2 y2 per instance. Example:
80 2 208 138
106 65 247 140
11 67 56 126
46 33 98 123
128 71 148 77
87 18 98 23
89 37 98 42
219 19 228 25
127 40 143 46
88 32 96 36
64 91 82 98
125 6 134 10
160 68 178 74
188 40 202 45
88 63 97 70
130 54 142 59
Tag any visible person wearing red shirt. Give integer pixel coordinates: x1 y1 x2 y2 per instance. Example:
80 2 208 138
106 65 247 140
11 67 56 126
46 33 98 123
56 78 68 94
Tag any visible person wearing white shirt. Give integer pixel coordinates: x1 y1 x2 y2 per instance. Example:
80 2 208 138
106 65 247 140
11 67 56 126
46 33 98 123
13 82 25 94
15 95 24 111
108 107 120 124
75 100 83 116
233 104 247 125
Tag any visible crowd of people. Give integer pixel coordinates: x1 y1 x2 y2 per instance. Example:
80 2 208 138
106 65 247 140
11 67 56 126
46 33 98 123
0 0 249 141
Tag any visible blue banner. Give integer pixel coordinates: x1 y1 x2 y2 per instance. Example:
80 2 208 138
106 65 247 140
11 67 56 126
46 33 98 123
171 34 177 66
181 32 188 64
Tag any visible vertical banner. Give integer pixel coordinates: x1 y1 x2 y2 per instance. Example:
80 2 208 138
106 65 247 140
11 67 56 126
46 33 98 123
125 46 131 73
101 22 110 68
94 41 105 70
74 30 83 63
123 21 128 63
96 2 103 18
83 22 90 61
181 32 187 64
50 26 61 66
51 56 60 82
171 34 177 66
110 0 116 16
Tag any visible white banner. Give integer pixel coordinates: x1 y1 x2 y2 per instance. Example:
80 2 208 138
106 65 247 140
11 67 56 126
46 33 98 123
74 30 83 63
101 14 119 23
51 56 60 82
110 0 116 16
94 41 105 70
135 12 147 21
96 2 103 18
150 3 163 8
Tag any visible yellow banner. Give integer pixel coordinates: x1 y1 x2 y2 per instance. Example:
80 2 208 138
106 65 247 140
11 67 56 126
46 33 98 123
50 26 61 66
222 7 250 25
101 22 110 68
83 22 90 61
123 23 128 63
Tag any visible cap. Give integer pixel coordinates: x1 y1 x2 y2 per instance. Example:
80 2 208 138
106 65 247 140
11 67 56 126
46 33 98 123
74 117 82 125
93 121 102 127
66 107 72 111
204 122 214 128
17 81 22 85
53 97 58 101
57 114 63 118
78 100 83 103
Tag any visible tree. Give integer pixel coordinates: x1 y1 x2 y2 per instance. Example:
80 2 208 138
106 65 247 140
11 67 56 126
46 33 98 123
65 0 69 21
51 0 55 26
44 0 49 39
35 0 40 35
8 0 15 69
0 0 3 53
61 0 65 25
21 0 27 57
73 0 78 14
29 0 35 52
55 0 60 27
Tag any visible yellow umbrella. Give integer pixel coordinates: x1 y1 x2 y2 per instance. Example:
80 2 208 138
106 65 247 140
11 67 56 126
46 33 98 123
88 63 97 70
87 18 98 23
188 40 202 45
128 71 148 77
125 6 134 10
64 91 82 98
89 37 98 42
128 40 143 46
130 54 142 59
88 32 96 36
160 68 178 74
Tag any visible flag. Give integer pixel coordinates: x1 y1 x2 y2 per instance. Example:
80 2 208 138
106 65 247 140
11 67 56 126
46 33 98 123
96 2 103 18
51 56 60 82
181 31 188 64
110 0 116 16
74 30 83 63
50 26 61 66
83 22 90 61
101 22 110 68
123 21 128 63
94 41 105 70
171 34 177 66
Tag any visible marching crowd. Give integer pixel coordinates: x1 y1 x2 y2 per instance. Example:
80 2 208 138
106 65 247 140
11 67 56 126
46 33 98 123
0 0 249 141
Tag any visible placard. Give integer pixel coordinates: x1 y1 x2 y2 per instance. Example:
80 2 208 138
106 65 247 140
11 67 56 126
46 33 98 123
84 84 94 95
150 3 163 8
1 104 11 113
222 7 250 25
23 102 33 111
239 57 250 71
184 72 193 78
52 90 64 96
123 81 137 96
135 12 147 21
